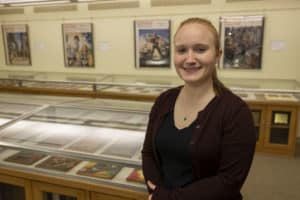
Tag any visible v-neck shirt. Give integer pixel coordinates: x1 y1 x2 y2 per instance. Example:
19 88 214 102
155 111 195 189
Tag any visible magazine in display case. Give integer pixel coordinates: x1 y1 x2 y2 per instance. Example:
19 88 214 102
5 151 46 165
36 156 81 172
77 161 122 179
126 168 144 184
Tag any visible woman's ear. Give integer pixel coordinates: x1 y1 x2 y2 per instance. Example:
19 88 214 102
215 48 222 65
217 48 223 59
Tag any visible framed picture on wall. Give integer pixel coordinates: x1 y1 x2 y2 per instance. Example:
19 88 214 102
219 15 264 69
134 19 171 68
62 23 94 67
2 24 31 65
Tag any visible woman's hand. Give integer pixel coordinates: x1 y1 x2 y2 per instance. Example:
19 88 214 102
147 181 156 200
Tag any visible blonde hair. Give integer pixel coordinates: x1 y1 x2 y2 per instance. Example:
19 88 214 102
174 17 226 94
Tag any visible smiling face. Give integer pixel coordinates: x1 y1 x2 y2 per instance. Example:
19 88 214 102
174 22 220 86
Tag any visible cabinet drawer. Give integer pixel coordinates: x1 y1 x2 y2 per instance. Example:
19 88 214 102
91 192 135 200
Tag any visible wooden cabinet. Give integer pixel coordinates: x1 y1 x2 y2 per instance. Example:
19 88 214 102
0 174 32 200
250 104 298 156
264 106 297 155
250 105 266 151
32 181 89 200
91 192 135 200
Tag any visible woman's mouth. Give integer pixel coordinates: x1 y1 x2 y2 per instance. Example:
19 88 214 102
182 66 202 72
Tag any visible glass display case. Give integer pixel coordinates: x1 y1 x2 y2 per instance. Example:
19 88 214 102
92 74 180 101
0 96 154 200
0 71 107 95
1 70 300 102
0 75 299 199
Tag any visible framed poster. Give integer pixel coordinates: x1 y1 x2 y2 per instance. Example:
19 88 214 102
62 23 94 67
134 19 171 68
219 15 264 69
2 24 31 65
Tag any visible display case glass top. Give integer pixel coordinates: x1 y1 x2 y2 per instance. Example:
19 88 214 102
0 101 43 127
0 70 107 83
0 100 149 191
1 70 300 102
100 74 183 87
221 78 300 92
0 71 38 81
0 93 86 105
60 98 153 112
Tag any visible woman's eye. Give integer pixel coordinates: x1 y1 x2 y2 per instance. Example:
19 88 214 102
194 47 206 53
176 48 187 54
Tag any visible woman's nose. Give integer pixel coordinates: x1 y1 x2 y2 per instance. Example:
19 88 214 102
186 49 196 63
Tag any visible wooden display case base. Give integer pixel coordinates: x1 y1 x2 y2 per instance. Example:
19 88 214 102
0 166 147 200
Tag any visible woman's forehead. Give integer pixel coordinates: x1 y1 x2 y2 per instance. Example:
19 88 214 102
174 23 216 44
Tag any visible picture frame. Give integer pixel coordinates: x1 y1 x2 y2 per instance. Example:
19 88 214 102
62 23 94 67
2 24 31 65
134 19 171 68
219 15 264 69
272 111 290 125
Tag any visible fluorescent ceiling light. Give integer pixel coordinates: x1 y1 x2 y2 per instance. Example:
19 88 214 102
0 0 114 7
76 0 97 2
0 0 53 3
7 0 71 7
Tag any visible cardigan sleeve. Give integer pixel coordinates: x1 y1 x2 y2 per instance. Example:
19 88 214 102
151 103 256 200
141 94 165 193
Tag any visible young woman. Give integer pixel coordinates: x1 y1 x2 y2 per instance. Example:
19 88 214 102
142 18 256 200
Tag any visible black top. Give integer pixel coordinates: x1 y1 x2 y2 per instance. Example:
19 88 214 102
142 86 256 200
155 111 195 189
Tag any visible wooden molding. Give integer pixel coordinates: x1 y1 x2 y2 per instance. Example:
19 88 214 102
34 4 77 13
88 0 139 10
151 0 211 7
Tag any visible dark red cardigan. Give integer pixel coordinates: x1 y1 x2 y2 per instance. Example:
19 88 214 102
142 86 256 200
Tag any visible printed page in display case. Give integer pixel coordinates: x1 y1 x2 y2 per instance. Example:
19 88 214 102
0 118 11 126
101 85 166 96
77 161 122 179
264 93 298 101
66 134 111 153
37 133 76 148
0 126 41 143
101 136 143 158
36 156 81 172
5 151 47 165
126 168 145 184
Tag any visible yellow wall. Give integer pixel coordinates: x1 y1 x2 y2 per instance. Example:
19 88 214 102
0 0 300 81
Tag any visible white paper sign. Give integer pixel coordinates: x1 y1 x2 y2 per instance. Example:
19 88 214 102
98 42 111 51
271 41 287 51
34 42 45 50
